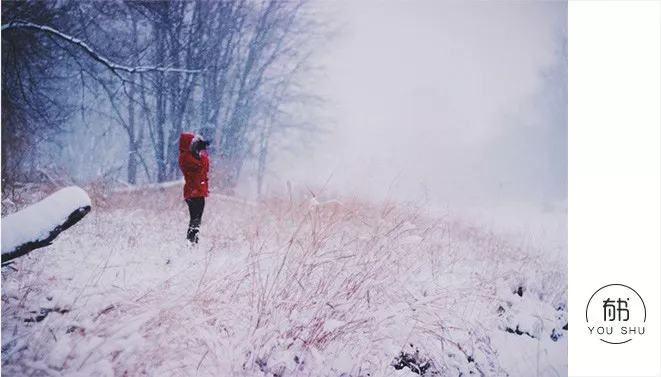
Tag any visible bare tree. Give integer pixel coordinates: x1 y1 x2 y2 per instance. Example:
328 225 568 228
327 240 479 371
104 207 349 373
208 0 326 191
1 1 79 186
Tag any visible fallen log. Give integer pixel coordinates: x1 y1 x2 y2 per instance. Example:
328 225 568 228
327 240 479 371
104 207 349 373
1 186 92 265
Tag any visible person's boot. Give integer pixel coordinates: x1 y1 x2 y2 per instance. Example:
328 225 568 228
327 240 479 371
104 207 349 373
187 227 199 245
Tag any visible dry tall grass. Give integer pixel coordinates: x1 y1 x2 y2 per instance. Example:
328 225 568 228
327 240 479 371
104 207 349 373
1 184 567 376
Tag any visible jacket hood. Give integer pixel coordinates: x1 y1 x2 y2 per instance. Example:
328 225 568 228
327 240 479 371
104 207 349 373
179 132 195 152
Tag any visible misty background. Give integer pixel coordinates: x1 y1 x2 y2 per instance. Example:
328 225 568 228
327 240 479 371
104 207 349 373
269 0 567 209
2 0 567 212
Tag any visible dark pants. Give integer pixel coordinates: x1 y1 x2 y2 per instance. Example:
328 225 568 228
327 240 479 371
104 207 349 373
185 197 205 243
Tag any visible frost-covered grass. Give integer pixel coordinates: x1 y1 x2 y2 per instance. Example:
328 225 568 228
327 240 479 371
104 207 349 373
1 186 567 376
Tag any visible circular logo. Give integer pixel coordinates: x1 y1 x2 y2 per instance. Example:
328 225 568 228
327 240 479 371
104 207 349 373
586 284 646 344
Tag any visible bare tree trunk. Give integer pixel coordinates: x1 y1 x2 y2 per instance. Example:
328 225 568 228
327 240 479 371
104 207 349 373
154 17 167 183
126 13 140 184
257 128 270 197
127 82 138 184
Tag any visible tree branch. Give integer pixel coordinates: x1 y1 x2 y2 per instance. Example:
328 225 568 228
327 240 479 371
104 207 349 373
1 21 204 74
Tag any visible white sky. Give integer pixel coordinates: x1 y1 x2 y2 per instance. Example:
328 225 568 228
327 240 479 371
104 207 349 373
270 0 568 207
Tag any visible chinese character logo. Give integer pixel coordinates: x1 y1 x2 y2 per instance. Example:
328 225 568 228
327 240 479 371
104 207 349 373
586 284 646 344
602 298 629 321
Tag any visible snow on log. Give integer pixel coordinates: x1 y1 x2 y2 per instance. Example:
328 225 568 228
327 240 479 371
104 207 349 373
1 186 91 264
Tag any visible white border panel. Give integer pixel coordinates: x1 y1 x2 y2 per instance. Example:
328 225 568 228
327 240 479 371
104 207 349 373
569 1 661 376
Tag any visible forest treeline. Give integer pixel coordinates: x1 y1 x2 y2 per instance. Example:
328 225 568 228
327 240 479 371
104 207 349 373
2 0 327 194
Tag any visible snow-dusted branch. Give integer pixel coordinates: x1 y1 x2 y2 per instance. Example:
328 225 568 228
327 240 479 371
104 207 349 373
1 21 203 74
111 180 258 207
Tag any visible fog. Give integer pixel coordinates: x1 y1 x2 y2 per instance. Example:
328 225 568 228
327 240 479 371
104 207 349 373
269 0 568 210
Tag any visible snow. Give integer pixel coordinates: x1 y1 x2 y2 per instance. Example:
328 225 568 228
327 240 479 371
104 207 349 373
1 186 91 256
323 319 345 332
114 180 258 207
112 179 185 193
1 188 567 376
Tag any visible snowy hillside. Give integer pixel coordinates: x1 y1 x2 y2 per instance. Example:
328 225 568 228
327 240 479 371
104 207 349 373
1 186 567 376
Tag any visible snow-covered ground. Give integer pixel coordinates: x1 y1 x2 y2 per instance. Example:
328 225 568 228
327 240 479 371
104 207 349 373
1 186 567 376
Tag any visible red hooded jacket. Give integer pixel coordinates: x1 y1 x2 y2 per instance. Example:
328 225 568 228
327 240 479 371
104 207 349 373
178 132 209 199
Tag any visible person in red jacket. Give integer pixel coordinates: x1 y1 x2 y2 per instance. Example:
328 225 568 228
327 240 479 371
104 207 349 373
178 132 210 244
